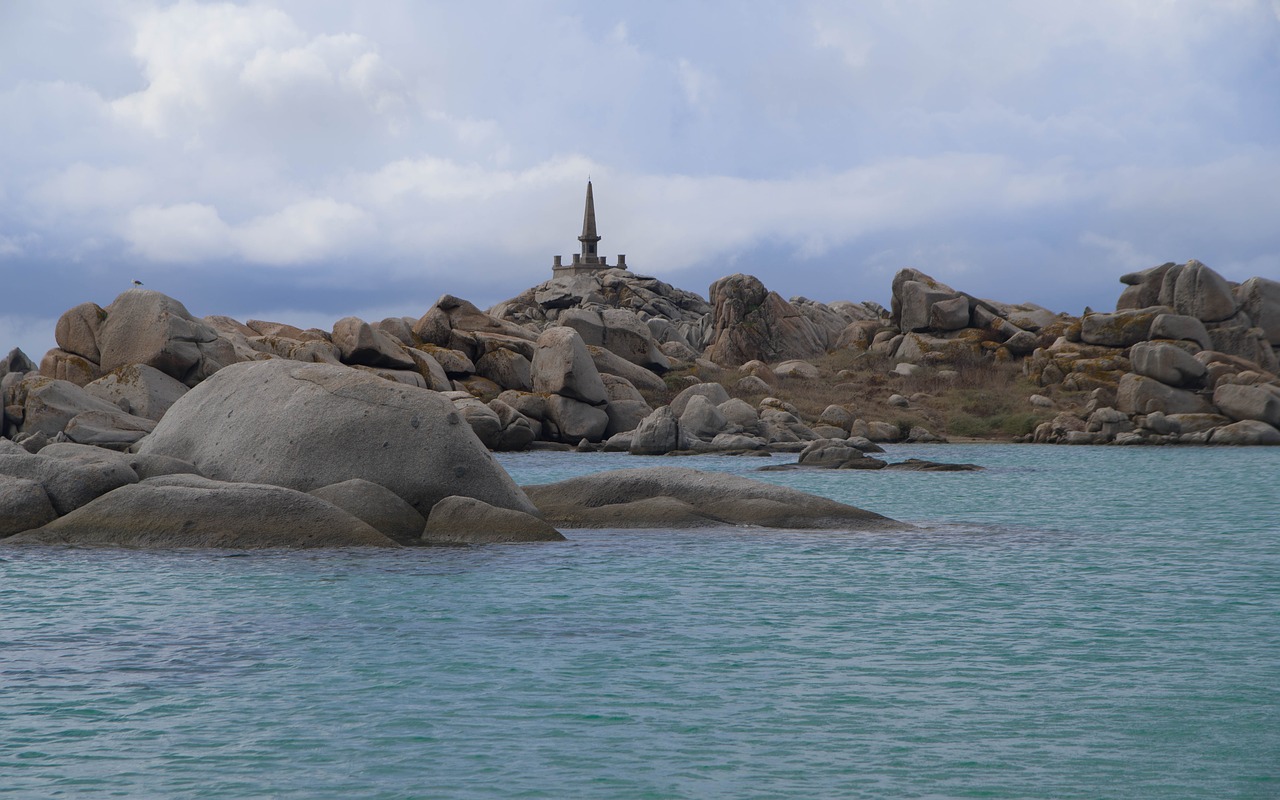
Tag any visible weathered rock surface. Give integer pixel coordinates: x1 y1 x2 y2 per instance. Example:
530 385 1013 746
36 442 202 480
14 376 125 437
703 274 826 366
96 290 236 386
560 308 669 371
1081 307 1168 347
84 364 189 421
796 439 886 469
523 467 901 530
629 406 686 455
491 269 712 351
544 395 610 443
1208 419 1280 445
331 316 415 370
1129 342 1207 388
7 475 398 548
1213 383 1280 427
136 360 536 517
1171 260 1239 323
0 476 57 537
63 409 157 449
421 496 564 544
891 269 963 333
531 327 608 406
0 450 138 515
1116 373 1213 416
308 478 427 545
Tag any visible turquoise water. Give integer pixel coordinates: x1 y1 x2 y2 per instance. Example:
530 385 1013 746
2 444 1277 799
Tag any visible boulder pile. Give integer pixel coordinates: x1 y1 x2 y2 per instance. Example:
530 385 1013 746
1025 262 1280 445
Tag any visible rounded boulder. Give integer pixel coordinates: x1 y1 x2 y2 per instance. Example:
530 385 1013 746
136 360 537 517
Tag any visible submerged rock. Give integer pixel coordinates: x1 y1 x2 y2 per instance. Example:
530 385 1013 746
6 475 398 548
523 466 901 530
421 496 564 544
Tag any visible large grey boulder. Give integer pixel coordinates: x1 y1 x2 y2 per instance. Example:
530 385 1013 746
703 274 826 366
14 376 124 437
1209 419 1280 445
679 394 731 441
586 346 667 394
796 439 887 469
1081 307 1168 347
421 496 564 544
1172 260 1239 323
54 302 106 363
604 399 652 437
0 450 138 515
560 308 669 371
718 398 762 435
1117 263 1175 311
1237 277 1280 346
0 477 57 537
38 348 103 386
413 294 537 352
630 406 685 455
84 364 189 421
404 348 452 391
891 269 962 332
1149 314 1213 351
928 295 971 331
490 400 537 451
36 442 202 480
531 327 608 406
544 395 609 443
309 478 426 545
523 467 901 530
136 360 536 517
1116 373 1213 416
7 475 398 548
64 409 157 450
669 382 730 416
443 392 504 449
331 317 415 370
474 348 533 392
1213 383 1280 427
1129 342 1207 388
96 289 236 386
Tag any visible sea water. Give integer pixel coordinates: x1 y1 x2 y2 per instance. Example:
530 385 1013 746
1 444 1277 799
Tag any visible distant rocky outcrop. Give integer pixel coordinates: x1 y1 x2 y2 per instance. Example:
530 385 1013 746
1026 260 1280 445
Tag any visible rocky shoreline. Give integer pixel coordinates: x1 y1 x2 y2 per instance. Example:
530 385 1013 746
2 260 1277 547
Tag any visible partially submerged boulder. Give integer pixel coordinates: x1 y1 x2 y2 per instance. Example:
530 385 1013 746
523 467 901 530
7 475 398 548
422 496 564 544
136 360 537 517
308 478 427 545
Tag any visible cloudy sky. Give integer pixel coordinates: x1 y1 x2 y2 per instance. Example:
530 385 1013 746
3 0 1279 359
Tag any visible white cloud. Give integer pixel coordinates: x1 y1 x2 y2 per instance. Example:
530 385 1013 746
109 1 411 142
124 202 233 262
233 198 374 265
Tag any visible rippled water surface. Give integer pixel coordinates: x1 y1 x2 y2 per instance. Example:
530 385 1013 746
2 444 1277 798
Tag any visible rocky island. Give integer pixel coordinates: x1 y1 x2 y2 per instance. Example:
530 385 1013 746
2 186 1278 548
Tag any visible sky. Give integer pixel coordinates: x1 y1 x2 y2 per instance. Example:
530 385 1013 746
2 0 1279 361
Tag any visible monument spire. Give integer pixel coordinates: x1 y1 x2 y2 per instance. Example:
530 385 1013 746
552 179 625 275
578 180 601 262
